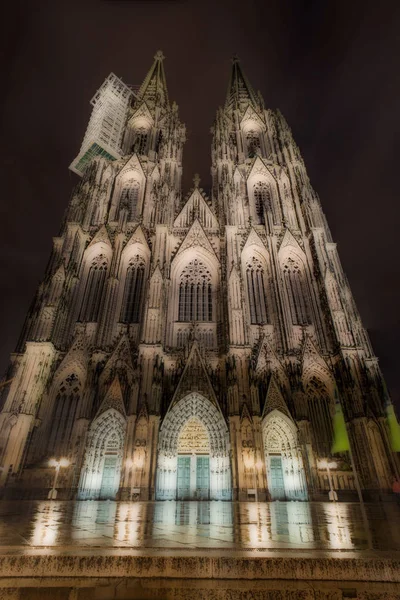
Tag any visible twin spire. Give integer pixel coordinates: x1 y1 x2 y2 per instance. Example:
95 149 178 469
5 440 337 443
225 54 258 110
137 51 259 111
137 50 169 108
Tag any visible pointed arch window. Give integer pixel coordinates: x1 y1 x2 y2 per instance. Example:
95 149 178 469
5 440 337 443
48 373 81 455
178 259 213 322
132 128 149 155
79 254 108 322
253 181 274 225
307 377 333 456
245 256 269 324
118 179 140 221
120 255 146 323
246 129 261 157
282 257 311 325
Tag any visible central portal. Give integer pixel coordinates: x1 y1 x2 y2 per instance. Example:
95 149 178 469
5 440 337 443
156 393 232 500
176 417 210 500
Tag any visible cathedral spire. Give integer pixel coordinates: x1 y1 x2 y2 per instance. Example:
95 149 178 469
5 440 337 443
225 55 258 110
137 50 169 108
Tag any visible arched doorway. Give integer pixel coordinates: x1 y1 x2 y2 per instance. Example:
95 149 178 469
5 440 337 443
263 410 308 501
156 393 231 500
78 408 126 500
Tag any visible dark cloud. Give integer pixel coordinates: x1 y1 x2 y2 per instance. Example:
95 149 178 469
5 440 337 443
0 0 399 408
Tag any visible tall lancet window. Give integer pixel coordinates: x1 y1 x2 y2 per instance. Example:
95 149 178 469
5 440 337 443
47 373 81 456
132 128 148 155
307 377 333 457
79 254 108 322
246 130 261 157
118 179 140 221
254 182 274 225
246 256 269 324
120 255 146 323
282 257 311 325
178 259 213 322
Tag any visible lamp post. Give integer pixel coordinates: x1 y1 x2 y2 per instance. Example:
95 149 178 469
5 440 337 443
318 459 338 501
48 458 70 500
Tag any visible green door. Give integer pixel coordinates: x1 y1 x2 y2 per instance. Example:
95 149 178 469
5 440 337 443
269 456 286 500
177 456 191 499
99 455 118 499
196 456 210 499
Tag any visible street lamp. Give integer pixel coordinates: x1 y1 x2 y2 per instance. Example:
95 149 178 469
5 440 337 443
318 459 338 502
48 458 70 500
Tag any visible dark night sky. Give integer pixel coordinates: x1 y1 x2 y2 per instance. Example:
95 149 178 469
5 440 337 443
0 0 399 408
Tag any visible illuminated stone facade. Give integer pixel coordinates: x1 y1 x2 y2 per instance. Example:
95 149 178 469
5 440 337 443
0 51 398 502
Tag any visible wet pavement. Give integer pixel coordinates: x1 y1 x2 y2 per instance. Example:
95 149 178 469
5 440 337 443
0 500 399 553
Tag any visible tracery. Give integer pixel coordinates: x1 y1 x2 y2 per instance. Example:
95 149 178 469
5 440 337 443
178 259 213 322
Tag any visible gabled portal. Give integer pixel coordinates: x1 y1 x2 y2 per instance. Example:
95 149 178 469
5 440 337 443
263 409 308 501
77 404 126 500
156 393 231 500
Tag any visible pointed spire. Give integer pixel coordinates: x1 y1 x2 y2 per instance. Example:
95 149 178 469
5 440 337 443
225 55 258 110
137 50 169 109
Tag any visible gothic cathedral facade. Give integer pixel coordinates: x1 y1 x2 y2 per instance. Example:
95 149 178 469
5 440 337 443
0 52 398 502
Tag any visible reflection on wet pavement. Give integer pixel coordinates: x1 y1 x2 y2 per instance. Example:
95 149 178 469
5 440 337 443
0 501 399 552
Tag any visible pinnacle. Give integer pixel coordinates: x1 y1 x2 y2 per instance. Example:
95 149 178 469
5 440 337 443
154 50 165 62
137 50 169 109
193 173 201 188
225 55 258 110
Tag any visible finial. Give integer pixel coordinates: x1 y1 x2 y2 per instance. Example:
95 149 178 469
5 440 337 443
154 50 165 62
231 54 240 64
193 173 201 188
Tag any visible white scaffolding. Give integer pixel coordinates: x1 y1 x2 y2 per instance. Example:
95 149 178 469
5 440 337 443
70 73 133 176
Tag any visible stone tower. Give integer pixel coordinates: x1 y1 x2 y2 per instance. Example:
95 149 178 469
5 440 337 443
0 52 398 501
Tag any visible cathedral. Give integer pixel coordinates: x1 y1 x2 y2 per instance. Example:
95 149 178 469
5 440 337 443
0 51 398 502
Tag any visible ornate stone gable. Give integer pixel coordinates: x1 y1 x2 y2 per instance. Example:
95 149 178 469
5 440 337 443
301 334 327 370
233 166 244 184
240 402 253 423
301 334 334 391
168 342 221 412
255 337 290 391
116 153 146 180
57 327 89 375
99 335 135 389
242 227 268 253
262 376 291 420
174 189 219 230
96 375 126 418
128 102 154 128
150 263 163 281
240 105 265 129
123 224 150 253
175 219 218 261
87 225 112 249
137 398 149 421
246 156 277 181
277 227 304 253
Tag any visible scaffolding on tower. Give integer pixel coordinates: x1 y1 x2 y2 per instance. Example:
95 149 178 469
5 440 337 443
69 73 133 176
